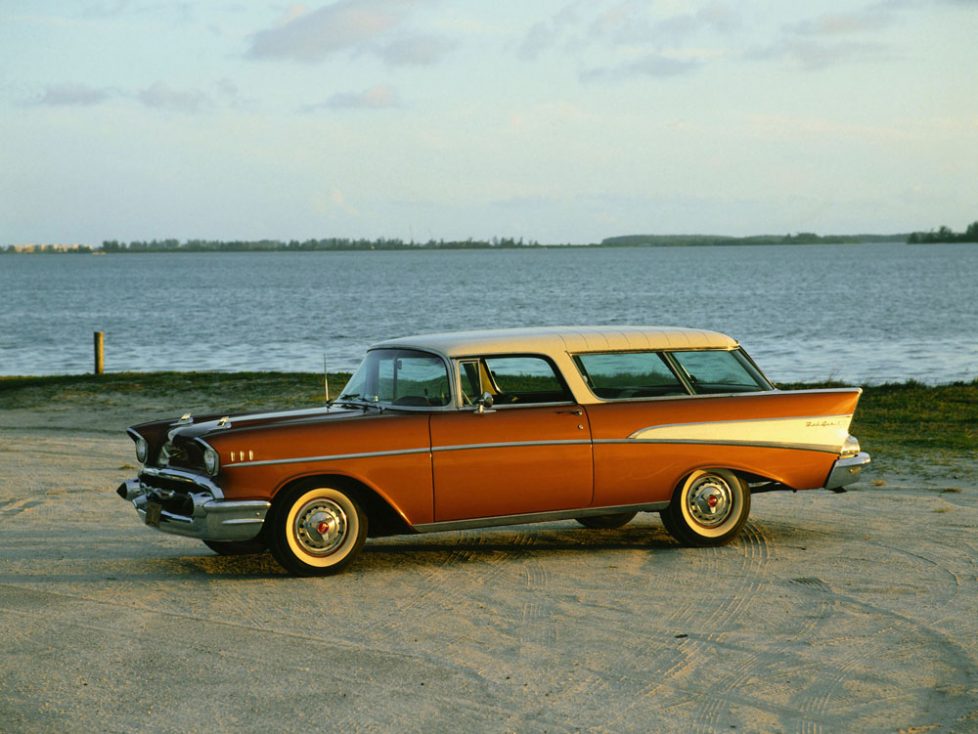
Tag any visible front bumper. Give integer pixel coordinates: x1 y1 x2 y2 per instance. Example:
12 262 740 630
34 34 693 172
824 452 872 490
117 467 270 542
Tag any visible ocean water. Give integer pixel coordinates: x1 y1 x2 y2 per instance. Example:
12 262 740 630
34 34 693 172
1 243 976 384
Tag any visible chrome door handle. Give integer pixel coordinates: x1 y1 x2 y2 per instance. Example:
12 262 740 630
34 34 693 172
556 408 583 415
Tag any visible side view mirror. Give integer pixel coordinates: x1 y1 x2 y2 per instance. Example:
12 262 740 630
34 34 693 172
475 391 495 414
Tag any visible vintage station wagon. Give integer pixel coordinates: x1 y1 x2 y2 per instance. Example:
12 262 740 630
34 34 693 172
117 326 871 575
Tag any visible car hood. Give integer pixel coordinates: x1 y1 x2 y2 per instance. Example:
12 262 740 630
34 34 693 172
167 405 389 441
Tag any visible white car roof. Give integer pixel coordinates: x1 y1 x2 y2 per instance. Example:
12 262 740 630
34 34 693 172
372 326 738 359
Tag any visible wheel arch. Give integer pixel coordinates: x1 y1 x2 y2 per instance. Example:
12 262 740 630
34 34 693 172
271 472 414 538
670 464 758 497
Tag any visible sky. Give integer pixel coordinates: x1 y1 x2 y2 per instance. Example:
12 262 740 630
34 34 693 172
1 0 976 245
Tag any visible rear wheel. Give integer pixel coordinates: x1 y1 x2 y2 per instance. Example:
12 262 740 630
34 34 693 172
268 482 367 576
575 512 637 529
661 469 749 546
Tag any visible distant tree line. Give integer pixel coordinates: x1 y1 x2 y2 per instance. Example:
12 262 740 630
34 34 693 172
0 244 94 254
600 232 908 247
907 222 978 244
98 237 542 252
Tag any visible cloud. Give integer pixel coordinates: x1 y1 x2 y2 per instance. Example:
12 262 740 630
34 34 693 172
303 83 400 111
213 78 258 111
518 0 738 72
32 83 114 106
517 21 557 61
785 8 898 36
747 38 895 70
136 82 210 113
516 1 587 60
654 3 741 38
248 0 403 62
585 1 740 47
582 52 703 82
247 0 452 66
27 80 230 113
751 0 913 68
378 33 454 65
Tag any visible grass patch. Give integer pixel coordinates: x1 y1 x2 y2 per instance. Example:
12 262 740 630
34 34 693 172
782 379 978 456
0 371 351 416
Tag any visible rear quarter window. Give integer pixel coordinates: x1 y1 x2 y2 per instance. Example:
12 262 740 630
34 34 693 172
670 350 769 394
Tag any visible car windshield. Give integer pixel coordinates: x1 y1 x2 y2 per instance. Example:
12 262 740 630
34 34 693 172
339 348 451 407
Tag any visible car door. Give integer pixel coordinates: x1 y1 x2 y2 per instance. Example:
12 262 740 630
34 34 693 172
429 355 593 522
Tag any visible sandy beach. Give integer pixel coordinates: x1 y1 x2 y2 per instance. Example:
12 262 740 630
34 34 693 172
1 403 977 733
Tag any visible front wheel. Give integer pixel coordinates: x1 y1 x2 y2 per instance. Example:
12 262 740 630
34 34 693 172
268 482 367 576
661 469 750 546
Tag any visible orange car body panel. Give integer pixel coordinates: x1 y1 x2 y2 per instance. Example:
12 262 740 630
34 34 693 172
207 412 435 524
586 389 862 505
429 406 592 521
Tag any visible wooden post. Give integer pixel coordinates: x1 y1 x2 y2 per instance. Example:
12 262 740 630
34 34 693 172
94 331 104 375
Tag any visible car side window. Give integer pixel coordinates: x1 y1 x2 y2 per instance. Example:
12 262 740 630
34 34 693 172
574 352 687 399
669 349 769 393
480 356 573 405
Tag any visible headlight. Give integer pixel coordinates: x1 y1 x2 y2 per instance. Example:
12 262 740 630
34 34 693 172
134 436 149 464
203 446 220 476
841 434 861 458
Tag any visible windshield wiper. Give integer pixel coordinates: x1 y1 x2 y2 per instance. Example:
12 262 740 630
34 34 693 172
334 393 385 412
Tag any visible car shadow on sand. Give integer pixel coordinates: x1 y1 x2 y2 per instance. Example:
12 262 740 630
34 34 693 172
171 519 800 577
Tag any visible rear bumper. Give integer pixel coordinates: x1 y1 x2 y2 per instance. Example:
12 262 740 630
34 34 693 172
117 469 269 542
824 452 872 490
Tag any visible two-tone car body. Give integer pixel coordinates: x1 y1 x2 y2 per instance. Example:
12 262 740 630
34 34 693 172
117 326 871 575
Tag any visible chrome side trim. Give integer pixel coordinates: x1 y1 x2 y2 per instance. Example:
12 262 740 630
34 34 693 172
581 386 862 406
413 502 669 533
232 440 593 468
432 439 592 453
238 447 431 468
592 438 841 454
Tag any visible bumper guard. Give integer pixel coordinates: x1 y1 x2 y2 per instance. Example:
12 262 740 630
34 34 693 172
117 469 269 542
824 452 872 490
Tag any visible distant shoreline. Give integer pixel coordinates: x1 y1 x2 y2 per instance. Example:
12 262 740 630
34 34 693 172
1 235 915 254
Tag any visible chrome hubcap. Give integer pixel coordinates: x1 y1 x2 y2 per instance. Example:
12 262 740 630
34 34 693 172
686 476 734 528
294 498 348 555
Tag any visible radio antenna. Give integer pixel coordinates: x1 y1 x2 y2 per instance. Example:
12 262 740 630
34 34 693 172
323 353 330 407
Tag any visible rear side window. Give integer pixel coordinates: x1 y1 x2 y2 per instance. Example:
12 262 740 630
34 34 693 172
670 350 769 394
574 352 687 399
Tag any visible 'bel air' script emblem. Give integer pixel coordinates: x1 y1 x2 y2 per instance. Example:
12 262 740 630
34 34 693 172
806 419 843 428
